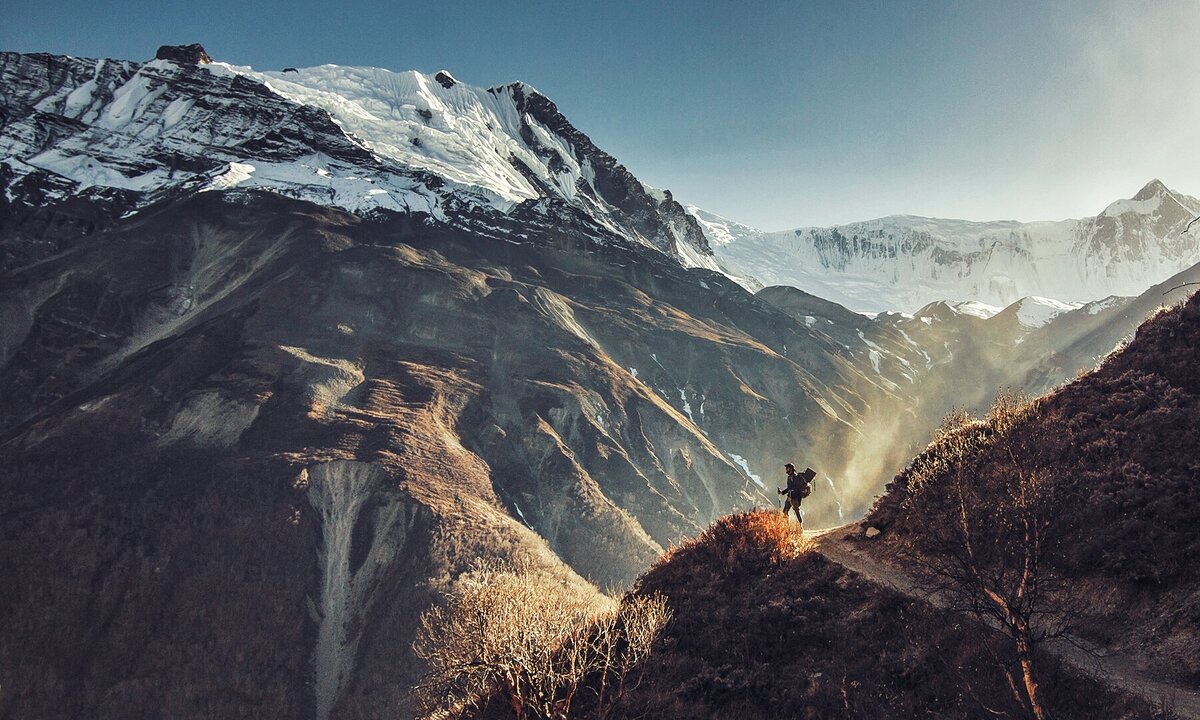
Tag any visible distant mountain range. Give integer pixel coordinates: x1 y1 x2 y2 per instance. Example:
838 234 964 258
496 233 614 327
691 179 1200 313
5 47 1195 317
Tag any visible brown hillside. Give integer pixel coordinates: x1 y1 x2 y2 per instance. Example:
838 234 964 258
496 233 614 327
867 291 1200 684
564 511 1160 720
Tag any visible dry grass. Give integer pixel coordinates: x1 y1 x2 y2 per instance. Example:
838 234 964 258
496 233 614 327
610 510 1163 719
868 292 1200 684
650 509 809 577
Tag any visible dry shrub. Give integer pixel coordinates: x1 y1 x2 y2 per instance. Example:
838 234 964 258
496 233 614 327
650 510 806 581
411 560 669 720
697 509 807 567
896 392 1063 720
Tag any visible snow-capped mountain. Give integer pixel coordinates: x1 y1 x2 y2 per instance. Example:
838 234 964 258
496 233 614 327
0 46 715 267
697 180 1200 313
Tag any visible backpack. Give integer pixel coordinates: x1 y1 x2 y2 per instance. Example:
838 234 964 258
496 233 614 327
796 468 816 498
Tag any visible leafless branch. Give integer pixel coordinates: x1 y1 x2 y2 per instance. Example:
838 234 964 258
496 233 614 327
411 561 670 720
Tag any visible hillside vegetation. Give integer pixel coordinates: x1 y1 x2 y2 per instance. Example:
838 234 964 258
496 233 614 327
867 292 1200 684
441 511 1161 720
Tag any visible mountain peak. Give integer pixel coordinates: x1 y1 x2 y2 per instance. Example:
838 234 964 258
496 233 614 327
1133 178 1170 201
1100 179 1180 219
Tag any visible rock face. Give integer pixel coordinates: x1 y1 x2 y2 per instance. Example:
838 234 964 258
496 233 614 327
0 186 914 718
698 181 1200 313
501 82 715 261
155 43 213 64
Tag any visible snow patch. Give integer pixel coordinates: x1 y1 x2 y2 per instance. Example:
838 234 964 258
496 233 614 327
674 235 721 272
160 96 194 127
952 300 1002 319
1085 296 1123 315
512 501 534 530
1102 194 1162 218
679 388 695 423
727 453 764 489
1013 296 1084 329
203 161 256 191
867 348 883 374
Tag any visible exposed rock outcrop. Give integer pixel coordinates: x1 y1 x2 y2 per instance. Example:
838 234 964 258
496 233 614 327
154 43 213 64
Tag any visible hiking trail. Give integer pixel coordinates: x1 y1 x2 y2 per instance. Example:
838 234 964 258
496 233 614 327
810 523 1200 719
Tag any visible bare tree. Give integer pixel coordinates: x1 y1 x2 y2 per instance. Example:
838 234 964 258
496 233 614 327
583 593 669 720
411 560 670 720
903 393 1068 720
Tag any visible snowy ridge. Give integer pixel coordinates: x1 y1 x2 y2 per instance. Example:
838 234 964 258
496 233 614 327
232 63 573 207
694 180 1200 313
1011 296 1083 329
952 300 1003 320
685 204 764 247
1 49 713 263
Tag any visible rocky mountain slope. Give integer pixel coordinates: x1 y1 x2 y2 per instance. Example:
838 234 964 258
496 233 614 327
751 260 1200 508
0 186 912 718
0 46 941 719
698 180 1200 313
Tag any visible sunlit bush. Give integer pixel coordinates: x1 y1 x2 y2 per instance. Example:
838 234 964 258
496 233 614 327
411 560 669 720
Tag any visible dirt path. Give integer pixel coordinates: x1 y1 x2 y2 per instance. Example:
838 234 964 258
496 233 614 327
809 523 1200 719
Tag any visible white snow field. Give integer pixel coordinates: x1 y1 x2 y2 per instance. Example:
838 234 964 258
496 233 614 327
690 183 1200 313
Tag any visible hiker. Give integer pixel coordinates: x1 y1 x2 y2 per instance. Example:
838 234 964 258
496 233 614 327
778 463 814 525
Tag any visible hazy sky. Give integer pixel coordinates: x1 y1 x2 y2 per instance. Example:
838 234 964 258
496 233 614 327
4 0 1198 229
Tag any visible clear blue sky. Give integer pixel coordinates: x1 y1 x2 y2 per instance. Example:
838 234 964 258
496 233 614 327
4 0 1198 229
